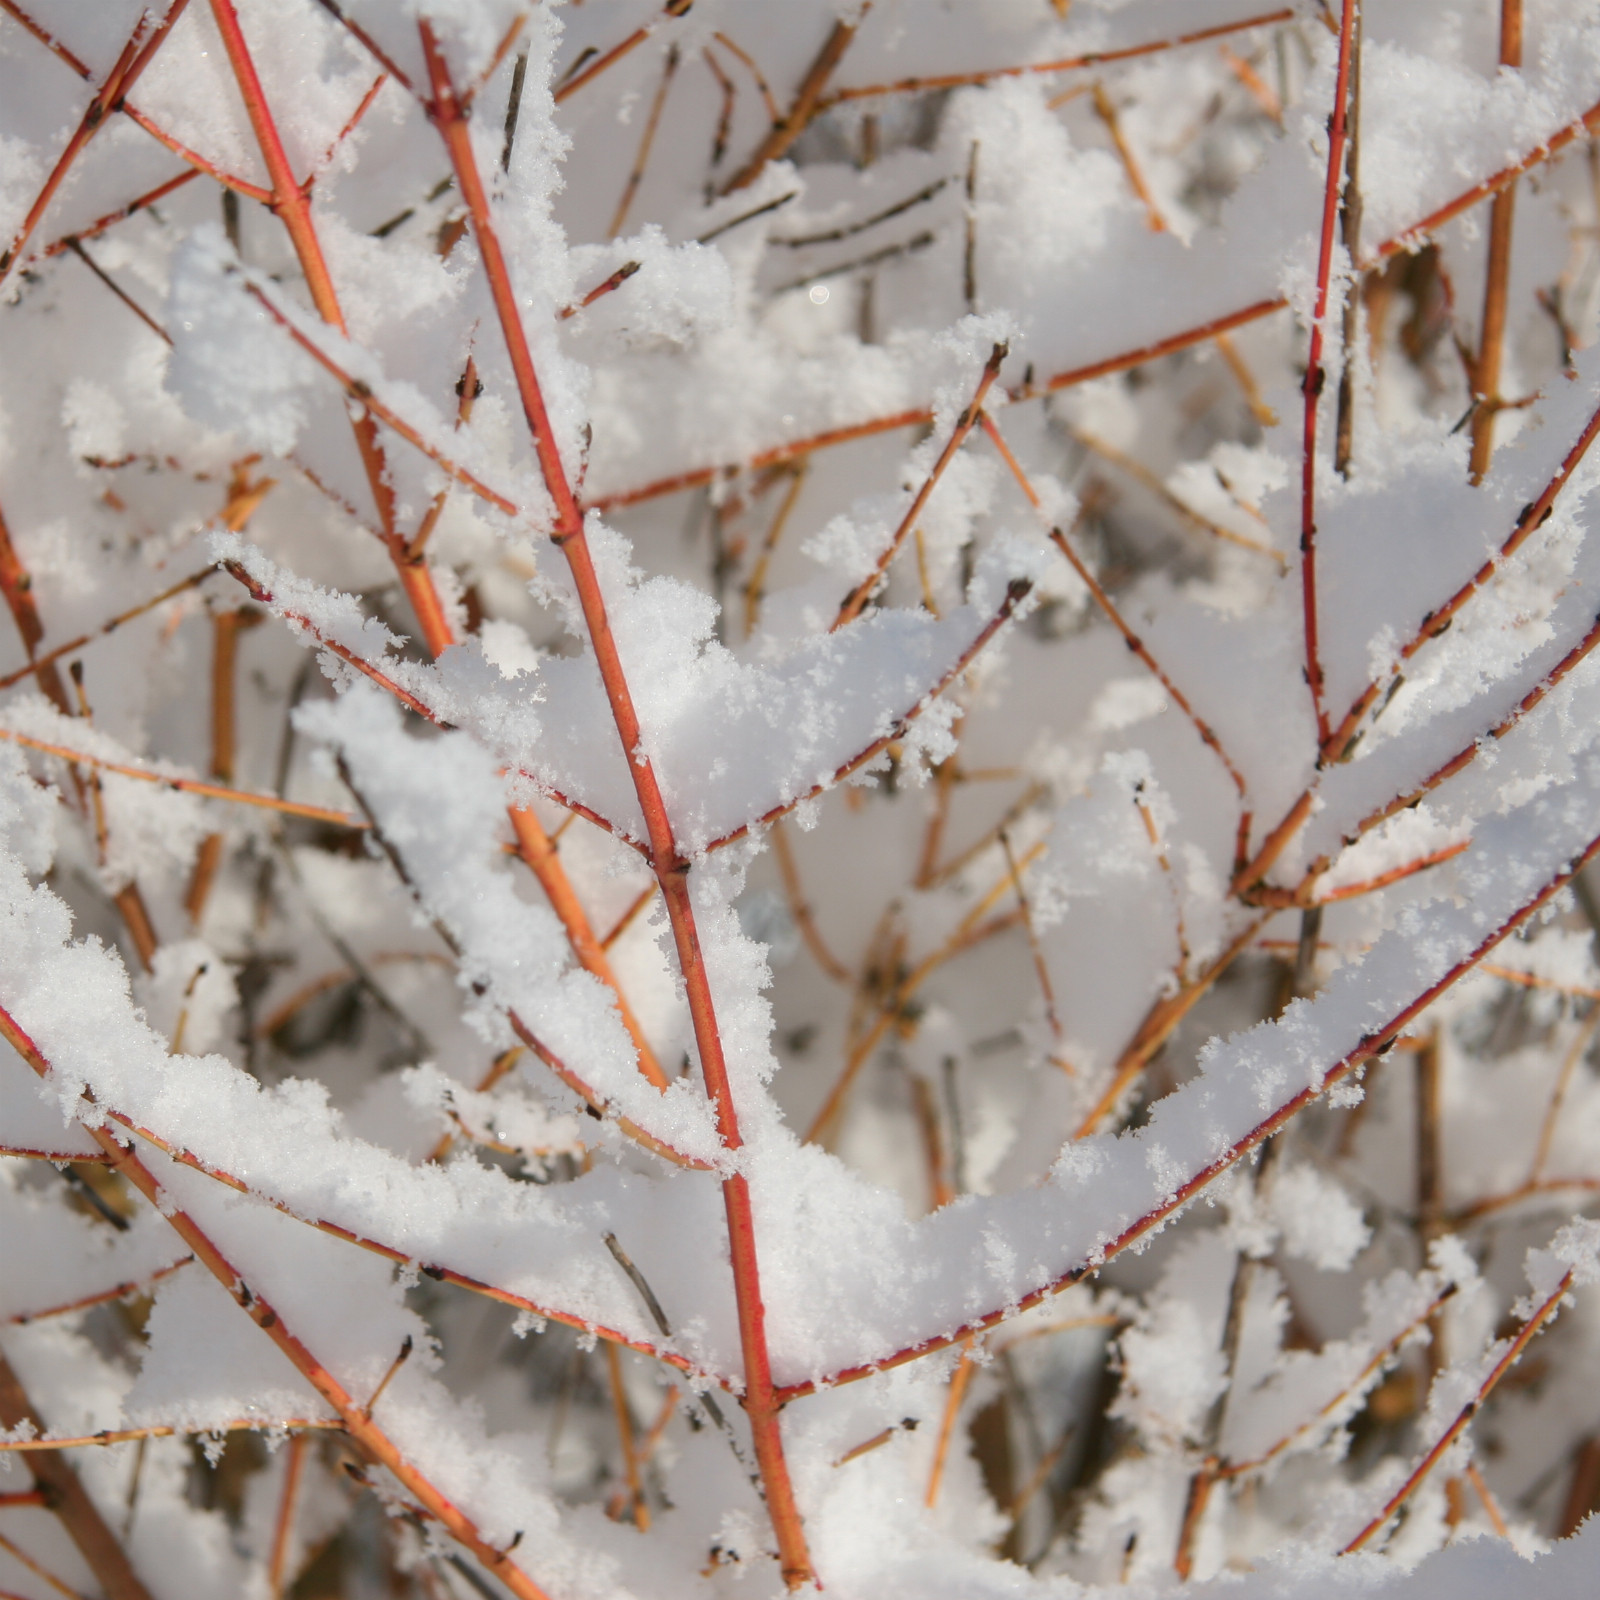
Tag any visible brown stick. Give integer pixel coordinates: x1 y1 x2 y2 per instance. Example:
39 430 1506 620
1467 1 1524 484
0 501 70 714
722 13 868 194
0 1345 156 1600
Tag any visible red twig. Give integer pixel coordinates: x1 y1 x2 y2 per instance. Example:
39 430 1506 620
834 343 1006 628
705 576 1032 853
4 1258 192 1326
1323 394 1600 766
776 830 1600 1399
1342 1264 1578 1552
208 0 457 657
0 727 368 830
419 29 812 1580
1299 0 1360 753
980 409 1250 803
0 2 188 283
721 12 867 195
41 169 200 258
552 0 692 106
0 1345 157 1600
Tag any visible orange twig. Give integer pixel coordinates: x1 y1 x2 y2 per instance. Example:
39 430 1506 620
1468 1 1523 485
0 1344 156 1600
5 1257 192 1326
608 45 679 239
722 13 867 194
0 3 187 283
924 1351 975 1507
420 37 812 1577
0 728 368 830
267 1434 309 1598
1092 82 1164 232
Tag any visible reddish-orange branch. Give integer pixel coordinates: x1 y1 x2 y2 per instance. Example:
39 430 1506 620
0 2 188 283
0 502 70 713
0 1002 559 1600
1468 2 1524 484
776 828 1600 1399
979 409 1250 803
1324 393 1600 767
508 808 670 1089
207 0 457 657
1299 0 1360 754
706 575 1032 853
419 28 813 1581
835 342 1006 628
1343 1262 1577 1553
721 12 867 194
552 0 693 106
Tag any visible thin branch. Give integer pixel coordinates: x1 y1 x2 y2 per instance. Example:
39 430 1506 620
0 1345 156 1600
722 12 869 194
705 574 1033 852
1468 0 1524 485
770 818 852 983
821 8 1295 107
835 343 1006 628
1342 1264 1579 1553
777 829 1600 1400
0 727 369 830
552 0 692 106
0 567 215 694
1299 0 1360 752
608 45 679 239
0 2 187 283
5 1257 192 1326
981 409 1251 802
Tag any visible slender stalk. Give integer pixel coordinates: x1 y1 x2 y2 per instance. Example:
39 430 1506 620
835 343 1005 627
508 807 669 1088
821 9 1295 106
0 1007 653 1600
6 1258 191 1326
41 169 201 258
979 410 1250 803
1300 0 1360 752
608 45 679 239
776 832 1599 1399
1468 1 1524 485
207 0 458 657
1342 1264 1576 1553
551 0 693 106
0 728 368 829
1333 1 1364 476
267 1433 308 1598
0 3 188 283
419 31 812 1579
0 501 70 713
0 567 214 695
722 13 867 194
